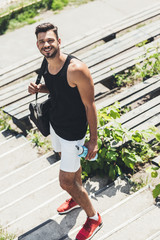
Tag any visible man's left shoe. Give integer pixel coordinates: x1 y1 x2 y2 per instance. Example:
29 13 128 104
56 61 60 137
57 198 80 214
75 213 103 240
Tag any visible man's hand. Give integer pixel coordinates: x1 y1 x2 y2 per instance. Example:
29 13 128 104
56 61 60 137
28 83 49 94
28 83 41 94
84 140 98 160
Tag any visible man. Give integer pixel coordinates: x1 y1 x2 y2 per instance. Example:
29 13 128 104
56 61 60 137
28 23 102 240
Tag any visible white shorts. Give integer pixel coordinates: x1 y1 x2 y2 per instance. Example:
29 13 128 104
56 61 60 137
50 124 85 172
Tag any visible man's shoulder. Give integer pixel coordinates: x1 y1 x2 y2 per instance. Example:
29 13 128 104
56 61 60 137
69 56 88 74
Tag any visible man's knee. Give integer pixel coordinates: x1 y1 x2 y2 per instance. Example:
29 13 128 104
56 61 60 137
59 171 75 191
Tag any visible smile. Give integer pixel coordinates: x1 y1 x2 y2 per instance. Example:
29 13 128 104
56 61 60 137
43 47 52 52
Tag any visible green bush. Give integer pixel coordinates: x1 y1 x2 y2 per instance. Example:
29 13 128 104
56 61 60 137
0 14 10 34
7 8 37 30
17 9 37 22
51 0 69 11
81 102 158 181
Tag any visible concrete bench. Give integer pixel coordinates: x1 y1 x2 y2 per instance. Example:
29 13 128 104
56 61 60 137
96 75 160 110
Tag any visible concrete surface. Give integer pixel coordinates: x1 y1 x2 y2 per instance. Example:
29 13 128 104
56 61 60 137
0 0 159 69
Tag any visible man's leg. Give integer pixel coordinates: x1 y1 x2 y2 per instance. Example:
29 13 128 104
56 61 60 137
59 167 96 217
57 137 102 240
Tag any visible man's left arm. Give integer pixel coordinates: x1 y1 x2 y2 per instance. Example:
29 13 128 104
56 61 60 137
69 61 98 160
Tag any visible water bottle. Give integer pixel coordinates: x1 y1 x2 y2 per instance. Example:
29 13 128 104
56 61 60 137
76 145 98 161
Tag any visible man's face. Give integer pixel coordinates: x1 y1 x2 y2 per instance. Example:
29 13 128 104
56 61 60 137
37 30 60 59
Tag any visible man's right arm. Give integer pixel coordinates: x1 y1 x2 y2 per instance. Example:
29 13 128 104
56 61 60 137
28 83 49 94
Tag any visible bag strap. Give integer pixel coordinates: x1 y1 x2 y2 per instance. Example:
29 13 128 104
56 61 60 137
35 57 47 101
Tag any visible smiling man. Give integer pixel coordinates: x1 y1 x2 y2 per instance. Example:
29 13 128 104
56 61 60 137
28 23 102 240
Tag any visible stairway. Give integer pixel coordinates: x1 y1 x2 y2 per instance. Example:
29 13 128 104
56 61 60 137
0 129 160 240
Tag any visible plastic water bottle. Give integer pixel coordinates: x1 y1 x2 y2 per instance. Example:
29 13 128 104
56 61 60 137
76 145 98 161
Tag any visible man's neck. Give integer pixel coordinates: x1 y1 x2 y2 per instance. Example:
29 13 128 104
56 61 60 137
47 52 67 75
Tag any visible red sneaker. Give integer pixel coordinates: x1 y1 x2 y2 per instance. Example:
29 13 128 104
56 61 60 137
76 213 103 240
57 198 80 214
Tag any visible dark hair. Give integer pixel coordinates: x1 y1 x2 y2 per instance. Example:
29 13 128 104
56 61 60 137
35 23 59 39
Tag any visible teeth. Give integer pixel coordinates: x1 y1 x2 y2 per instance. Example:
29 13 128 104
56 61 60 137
44 48 51 52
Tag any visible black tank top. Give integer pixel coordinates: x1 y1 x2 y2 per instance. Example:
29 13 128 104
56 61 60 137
43 55 88 140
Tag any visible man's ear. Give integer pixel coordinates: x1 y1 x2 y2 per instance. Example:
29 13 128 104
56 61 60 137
58 38 61 45
36 41 39 49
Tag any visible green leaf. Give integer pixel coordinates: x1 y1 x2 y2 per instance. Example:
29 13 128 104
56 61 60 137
112 130 124 141
122 156 135 169
152 167 160 171
110 110 120 119
82 171 88 177
104 128 110 137
151 171 158 178
97 138 102 149
101 113 112 121
115 165 122 176
153 184 160 198
99 118 105 126
109 165 116 180
106 150 118 161
155 133 160 142
132 132 142 142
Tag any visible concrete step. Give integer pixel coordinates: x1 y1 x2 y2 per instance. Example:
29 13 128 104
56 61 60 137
0 134 27 155
153 236 160 240
0 160 60 208
0 151 57 192
146 231 160 240
66 187 153 240
0 140 38 177
0 175 62 225
6 178 130 238
104 205 160 240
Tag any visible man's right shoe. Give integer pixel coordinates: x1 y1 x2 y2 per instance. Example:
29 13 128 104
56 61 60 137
57 197 80 214
75 213 103 240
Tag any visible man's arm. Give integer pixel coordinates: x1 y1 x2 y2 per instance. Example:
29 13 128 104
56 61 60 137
28 83 49 94
68 60 98 160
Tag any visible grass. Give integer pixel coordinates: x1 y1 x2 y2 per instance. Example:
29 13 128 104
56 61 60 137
0 227 16 240
0 109 12 131
27 129 52 155
8 12 37 31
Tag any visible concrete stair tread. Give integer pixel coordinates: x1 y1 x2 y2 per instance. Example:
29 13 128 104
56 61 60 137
153 236 160 240
0 134 27 155
146 230 160 240
0 163 60 208
0 151 58 192
105 206 160 240
4 178 129 237
0 177 62 224
12 185 154 240
0 141 39 177
0 174 109 230
68 187 154 240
